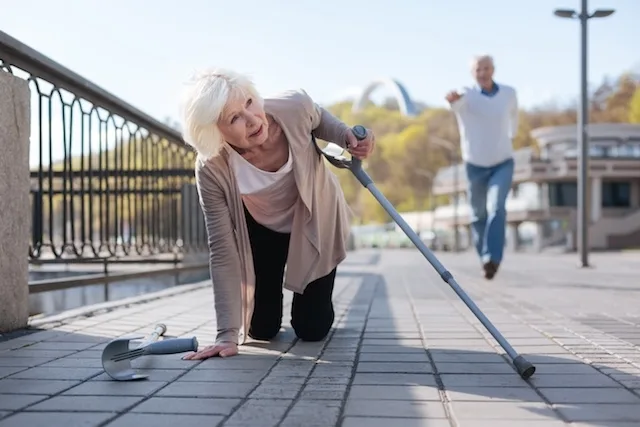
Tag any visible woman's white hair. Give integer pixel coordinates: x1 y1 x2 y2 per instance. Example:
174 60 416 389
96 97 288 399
179 67 263 160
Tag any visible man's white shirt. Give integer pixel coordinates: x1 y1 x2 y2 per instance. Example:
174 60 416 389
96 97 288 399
449 83 518 167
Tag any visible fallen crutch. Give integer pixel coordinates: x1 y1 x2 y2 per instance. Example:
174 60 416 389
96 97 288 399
101 323 198 381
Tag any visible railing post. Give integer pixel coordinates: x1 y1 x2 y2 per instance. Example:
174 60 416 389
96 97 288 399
180 183 208 265
0 72 31 333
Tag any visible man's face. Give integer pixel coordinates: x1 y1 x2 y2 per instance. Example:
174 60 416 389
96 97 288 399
472 59 494 88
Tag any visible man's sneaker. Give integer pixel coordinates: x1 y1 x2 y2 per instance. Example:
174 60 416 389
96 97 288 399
483 261 499 280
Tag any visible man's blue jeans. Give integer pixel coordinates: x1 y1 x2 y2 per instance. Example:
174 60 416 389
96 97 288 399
464 157 514 265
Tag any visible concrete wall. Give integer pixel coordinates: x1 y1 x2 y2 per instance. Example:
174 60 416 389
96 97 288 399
0 72 31 333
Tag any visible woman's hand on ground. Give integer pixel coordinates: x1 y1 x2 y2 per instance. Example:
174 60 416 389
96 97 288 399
182 342 238 360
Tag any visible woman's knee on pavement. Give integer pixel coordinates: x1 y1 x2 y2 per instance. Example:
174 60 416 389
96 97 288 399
292 313 334 341
248 315 282 341
291 271 336 341
248 323 281 341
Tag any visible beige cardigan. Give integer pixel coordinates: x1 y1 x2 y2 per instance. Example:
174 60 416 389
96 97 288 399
194 89 354 345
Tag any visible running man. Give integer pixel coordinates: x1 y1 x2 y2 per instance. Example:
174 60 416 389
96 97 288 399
445 54 519 279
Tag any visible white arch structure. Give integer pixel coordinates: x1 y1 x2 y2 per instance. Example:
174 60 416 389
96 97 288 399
352 78 418 117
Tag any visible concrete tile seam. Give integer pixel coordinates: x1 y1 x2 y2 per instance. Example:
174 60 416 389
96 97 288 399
330 275 389 427
400 269 490 427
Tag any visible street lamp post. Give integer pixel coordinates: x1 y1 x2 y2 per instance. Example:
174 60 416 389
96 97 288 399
453 154 460 252
553 1 614 268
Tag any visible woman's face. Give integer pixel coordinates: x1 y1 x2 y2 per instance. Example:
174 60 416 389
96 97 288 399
217 91 268 151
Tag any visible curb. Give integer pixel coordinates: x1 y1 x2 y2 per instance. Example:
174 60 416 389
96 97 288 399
28 281 212 328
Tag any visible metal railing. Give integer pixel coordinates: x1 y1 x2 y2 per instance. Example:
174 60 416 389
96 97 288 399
0 31 208 268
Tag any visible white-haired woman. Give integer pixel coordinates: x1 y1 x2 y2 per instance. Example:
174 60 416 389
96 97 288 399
179 69 375 360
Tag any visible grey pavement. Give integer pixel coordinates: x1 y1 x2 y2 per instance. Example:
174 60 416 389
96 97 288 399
1 249 639 427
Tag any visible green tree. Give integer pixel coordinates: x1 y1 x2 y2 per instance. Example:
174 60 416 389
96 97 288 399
629 86 640 123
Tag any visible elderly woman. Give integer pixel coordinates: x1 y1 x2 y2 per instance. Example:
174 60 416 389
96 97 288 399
179 68 375 360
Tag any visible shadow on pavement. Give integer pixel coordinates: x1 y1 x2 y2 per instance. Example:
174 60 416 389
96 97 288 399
329 266 640 426
0 264 638 427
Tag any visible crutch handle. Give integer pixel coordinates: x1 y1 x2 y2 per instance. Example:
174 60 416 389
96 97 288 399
349 125 368 172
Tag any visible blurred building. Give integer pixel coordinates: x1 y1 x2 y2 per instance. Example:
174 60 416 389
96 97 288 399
431 123 640 252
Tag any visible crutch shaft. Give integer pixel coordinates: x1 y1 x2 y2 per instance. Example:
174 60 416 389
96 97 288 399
345 125 536 380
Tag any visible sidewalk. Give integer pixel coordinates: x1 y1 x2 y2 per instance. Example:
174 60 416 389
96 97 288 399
1 249 639 426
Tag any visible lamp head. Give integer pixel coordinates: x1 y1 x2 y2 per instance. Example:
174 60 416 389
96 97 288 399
554 9 577 18
591 9 615 18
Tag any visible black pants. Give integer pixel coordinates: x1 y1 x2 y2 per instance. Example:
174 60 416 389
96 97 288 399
244 206 336 342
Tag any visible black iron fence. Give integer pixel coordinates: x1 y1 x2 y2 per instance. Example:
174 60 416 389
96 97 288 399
0 31 208 265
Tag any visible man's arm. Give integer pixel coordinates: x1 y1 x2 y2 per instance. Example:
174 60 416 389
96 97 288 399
195 163 243 345
446 89 467 113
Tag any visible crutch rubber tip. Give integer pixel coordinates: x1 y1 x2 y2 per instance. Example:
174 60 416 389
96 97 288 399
513 355 536 379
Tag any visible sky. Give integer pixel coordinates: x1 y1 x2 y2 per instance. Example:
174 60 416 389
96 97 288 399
2 0 638 131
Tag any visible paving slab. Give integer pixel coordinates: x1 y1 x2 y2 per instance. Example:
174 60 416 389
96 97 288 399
0 249 639 426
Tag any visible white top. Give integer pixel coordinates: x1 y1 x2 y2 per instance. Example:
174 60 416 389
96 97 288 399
449 83 519 167
229 146 293 193
229 147 298 233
